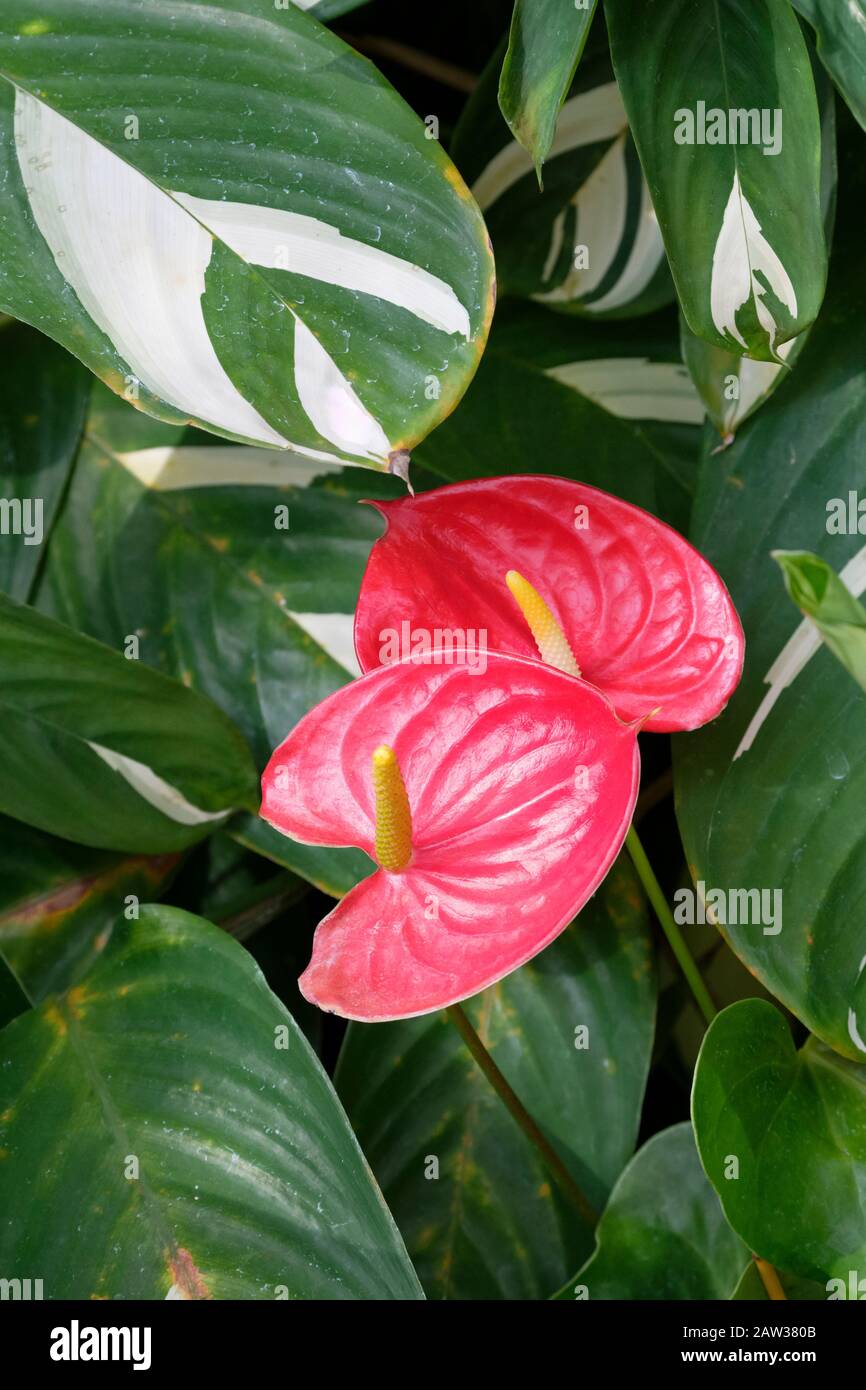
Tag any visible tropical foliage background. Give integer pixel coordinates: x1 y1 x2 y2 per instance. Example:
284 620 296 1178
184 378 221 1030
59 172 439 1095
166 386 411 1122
1 0 865 1300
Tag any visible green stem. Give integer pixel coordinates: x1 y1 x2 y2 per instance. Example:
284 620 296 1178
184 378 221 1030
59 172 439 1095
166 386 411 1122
625 825 716 1026
446 1003 597 1228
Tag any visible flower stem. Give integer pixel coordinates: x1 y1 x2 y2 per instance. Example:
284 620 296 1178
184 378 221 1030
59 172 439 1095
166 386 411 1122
626 829 788 1298
754 1256 788 1301
446 1003 597 1228
625 825 716 1026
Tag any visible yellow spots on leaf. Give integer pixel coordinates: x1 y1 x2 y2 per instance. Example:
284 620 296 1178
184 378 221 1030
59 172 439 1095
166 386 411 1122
0 1107 14 1124
67 986 88 1020
442 159 473 202
191 1080 203 1093
209 536 230 553
415 1225 438 1252
0 1149 8 1161
246 569 264 588
22 414 38 427
43 1002 67 1038
116 984 131 998
19 18 52 34
537 1181 552 1200
167 1246 212 1300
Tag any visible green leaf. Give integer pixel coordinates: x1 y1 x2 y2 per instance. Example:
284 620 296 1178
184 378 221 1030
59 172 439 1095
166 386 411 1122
607 0 826 360
731 1261 827 1300
231 818 373 900
498 0 599 172
335 856 656 1299
0 950 30 1030
792 0 866 133
673 211 866 1060
487 300 703 529
774 550 866 694
679 59 837 435
0 323 90 601
306 0 368 18
0 903 422 1298
692 999 866 1288
0 0 493 469
33 381 394 888
414 303 700 532
554 1123 750 1300
0 814 180 1000
453 36 673 315
0 594 259 852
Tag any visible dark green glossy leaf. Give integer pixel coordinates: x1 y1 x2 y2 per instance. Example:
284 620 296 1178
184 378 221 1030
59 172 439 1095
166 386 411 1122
0 903 422 1299
413 313 692 528
673 213 866 1059
693 999 866 1288
0 814 179 1000
607 0 826 360
0 323 89 601
498 0 599 172
0 0 493 467
0 950 29 1029
35 382 397 887
792 0 866 133
486 301 702 530
554 1123 750 1300
336 857 656 1299
0 594 259 852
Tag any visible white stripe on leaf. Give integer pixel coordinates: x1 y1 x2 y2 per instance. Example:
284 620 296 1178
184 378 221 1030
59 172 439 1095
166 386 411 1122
472 83 626 210
710 171 798 352
734 543 866 759
583 180 664 314
173 192 470 339
14 89 393 466
722 337 795 433
286 611 359 675
293 317 390 463
536 136 627 302
14 89 287 449
116 446 340 491
87 741 229 826
546 358 705 425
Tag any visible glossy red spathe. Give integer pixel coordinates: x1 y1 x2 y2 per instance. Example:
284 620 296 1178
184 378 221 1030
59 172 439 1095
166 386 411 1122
354 475 744 732
261 651 640 1020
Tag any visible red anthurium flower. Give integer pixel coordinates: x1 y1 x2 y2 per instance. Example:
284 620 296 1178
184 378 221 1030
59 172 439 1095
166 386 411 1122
353 475 744 731
261 652 640 1020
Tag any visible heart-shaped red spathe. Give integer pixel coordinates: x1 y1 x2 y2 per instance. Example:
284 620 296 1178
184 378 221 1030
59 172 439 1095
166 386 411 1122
353 475 744 732
260 651 640 1020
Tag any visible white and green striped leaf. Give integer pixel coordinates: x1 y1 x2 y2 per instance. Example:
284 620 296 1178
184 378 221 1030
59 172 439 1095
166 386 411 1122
0 0 494 471
453 38 673 317
607 0 826 361
680 63 836 437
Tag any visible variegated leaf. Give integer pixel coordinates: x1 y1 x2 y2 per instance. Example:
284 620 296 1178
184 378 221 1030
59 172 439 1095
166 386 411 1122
680 60 837 436
0 0 494 471
453 35 673 318
607 0 826 361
